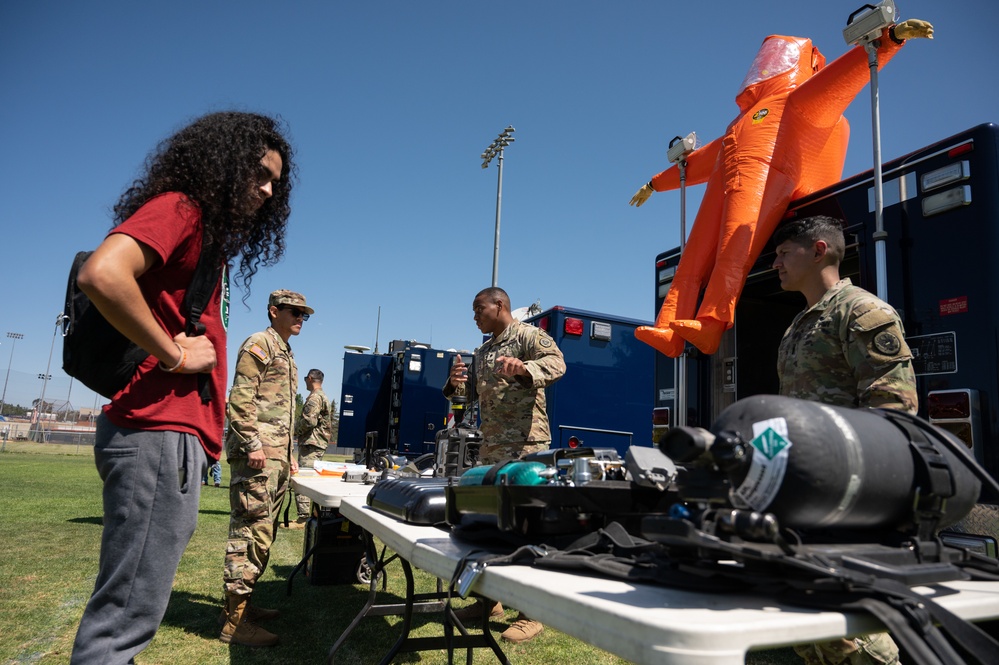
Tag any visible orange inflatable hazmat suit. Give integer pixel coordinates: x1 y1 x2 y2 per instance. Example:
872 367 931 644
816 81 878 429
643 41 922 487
631 20 933 358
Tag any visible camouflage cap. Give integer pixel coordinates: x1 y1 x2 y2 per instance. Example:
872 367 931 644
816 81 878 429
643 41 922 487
269 289 314 315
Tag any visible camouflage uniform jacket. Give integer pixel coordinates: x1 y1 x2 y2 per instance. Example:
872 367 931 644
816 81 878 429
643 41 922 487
295 388 332 450
225 327 298 460
445 320 566 444
777 278 917 413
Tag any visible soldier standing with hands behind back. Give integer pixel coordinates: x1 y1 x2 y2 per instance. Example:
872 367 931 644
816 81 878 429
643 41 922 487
219 289 313 647
443 286 565 643
287 368 333 528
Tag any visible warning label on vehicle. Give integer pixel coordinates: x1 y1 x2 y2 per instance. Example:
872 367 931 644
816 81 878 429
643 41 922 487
939 296 968 316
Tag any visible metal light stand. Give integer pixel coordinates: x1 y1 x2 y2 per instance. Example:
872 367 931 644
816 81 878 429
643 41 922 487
668 133 697 428
845 0 897 301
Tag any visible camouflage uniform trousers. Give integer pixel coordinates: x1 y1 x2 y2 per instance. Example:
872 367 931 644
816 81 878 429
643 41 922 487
793 634 899 665
295 444 325 519
478 440 549 465
223 457 290 597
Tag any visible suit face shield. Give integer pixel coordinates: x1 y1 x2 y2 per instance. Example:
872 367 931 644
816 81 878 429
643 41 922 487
737 38 802 96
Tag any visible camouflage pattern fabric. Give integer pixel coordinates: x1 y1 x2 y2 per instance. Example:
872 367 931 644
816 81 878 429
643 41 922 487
777 279 917 414
778 279 911 664
295 443 325 518
446 320 565 446
294 389 332 450
225 327 298 460
269 289 313 314
793 634 899 665
223 458 290 596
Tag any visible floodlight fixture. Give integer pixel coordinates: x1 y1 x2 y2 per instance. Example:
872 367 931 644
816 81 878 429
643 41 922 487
843 0 895 46
667 132 698 164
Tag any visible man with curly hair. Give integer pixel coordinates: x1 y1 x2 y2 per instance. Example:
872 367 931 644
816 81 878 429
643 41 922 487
71 111 295 664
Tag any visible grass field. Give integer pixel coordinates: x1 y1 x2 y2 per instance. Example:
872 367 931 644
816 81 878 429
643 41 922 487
0 444 799 664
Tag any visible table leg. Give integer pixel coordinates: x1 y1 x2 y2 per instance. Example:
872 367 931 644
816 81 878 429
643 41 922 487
285 540 319 596
326 529 511 664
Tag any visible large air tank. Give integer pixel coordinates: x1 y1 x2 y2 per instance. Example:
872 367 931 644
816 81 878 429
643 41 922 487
663 395 981 531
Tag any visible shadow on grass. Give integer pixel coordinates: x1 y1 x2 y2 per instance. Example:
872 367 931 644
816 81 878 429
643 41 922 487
156 561 508 664
199 508 232 517
68 516 103 526
66 509 232 524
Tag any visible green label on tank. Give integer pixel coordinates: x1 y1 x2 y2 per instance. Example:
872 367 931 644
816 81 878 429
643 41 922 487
750 428 790 460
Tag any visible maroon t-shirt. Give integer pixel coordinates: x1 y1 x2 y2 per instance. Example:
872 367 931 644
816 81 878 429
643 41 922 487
102 192 228 460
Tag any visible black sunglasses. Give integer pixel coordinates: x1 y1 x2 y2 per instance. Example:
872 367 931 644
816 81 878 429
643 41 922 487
278 305 310 321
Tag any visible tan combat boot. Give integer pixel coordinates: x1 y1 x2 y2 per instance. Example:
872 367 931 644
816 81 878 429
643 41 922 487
282 517 308 530
452 599 504 623
217 601 280 627
219 595 279 646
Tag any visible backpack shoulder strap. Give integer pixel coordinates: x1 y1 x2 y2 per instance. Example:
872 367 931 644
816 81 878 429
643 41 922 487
180 237 223 404
181 241 223 336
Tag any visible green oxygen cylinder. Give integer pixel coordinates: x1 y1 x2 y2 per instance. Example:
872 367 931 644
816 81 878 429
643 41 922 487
458 461 548 486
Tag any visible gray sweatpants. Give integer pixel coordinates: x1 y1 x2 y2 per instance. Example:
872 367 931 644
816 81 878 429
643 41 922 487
71 415 205 665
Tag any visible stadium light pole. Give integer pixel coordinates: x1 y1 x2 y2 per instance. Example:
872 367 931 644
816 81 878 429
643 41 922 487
0 332 24 417
481 126 516 287
33 314 66 441
64 377 74 422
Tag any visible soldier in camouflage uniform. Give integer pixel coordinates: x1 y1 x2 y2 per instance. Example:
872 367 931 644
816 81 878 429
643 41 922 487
773 216 914 665
219 290 312 647
287 368 333 527
444 286 565 644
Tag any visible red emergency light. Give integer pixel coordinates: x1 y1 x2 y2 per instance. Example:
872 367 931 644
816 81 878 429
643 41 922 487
652 407 671 426
927 390 971 420
567 436 581 448
948 141 974 159
927 389 979 451
536 316 550 332
564 317 584 336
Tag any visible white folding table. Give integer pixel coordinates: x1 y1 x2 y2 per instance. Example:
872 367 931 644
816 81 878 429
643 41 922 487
290 469 375 508
338 495 999 665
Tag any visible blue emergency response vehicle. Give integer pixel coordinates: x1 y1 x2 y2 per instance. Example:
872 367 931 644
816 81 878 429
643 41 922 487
525 306 655 455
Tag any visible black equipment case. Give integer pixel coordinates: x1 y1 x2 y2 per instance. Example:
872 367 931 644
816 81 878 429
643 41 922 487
366 477 451 525
445 480 676 539
303 505 366 585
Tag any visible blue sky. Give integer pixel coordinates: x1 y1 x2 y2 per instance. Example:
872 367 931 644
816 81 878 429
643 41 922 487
1 0 996 414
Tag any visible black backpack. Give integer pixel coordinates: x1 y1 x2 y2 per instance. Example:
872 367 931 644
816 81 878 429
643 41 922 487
62 245 222 401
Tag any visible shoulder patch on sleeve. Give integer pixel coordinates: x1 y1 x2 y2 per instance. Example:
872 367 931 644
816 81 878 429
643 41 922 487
874 330 902 356
247 343 269 363
539 336 553 348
